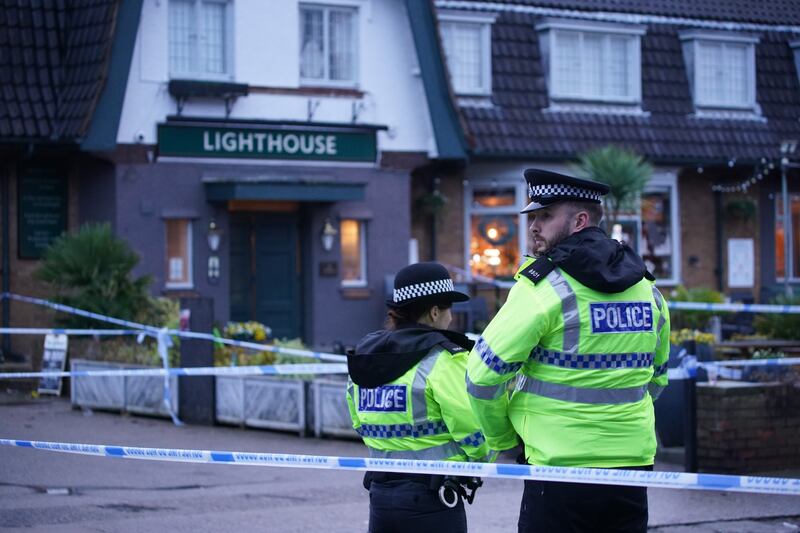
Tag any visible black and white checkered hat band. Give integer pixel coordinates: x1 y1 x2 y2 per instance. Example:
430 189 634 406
393 278 455 303
528 183 601 202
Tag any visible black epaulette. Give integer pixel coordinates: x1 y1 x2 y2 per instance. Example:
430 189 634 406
519 257 555 285
644 270 655 281
439 340 469 355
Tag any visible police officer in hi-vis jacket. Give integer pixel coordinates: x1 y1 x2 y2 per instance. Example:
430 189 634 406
347 262 491 533
466 169 671 533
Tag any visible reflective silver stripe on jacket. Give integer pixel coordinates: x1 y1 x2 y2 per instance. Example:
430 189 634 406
475 336 522 375
548 269 580 352
356 420 449 439
652 287 666 350
412 348 443 424
531 346 654 370
367 440 464 460
516 375 647 404
648 383 666 400
466 373 506 400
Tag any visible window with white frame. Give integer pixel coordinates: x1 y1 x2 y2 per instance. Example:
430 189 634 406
341 219 367 286
169 0 231 79
300 4 358 86
438 11 496 96
464 173 679 284
165 219 193 288
465 181 526 279
680 30 758 110
537 19 645 103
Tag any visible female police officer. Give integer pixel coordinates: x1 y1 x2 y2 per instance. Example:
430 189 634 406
346 262 495 533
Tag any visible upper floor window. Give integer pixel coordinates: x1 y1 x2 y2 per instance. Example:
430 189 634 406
300 4 358 86
169 0 231 79
537 19 645 104
681 30 758 110
438 11 496 96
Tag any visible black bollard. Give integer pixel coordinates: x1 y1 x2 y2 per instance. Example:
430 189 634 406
178 297 215 425
683 374 698 472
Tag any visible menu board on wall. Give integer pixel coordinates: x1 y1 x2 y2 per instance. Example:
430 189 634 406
18 167 67 259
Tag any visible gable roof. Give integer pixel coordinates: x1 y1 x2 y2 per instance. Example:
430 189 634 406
436 1 800 163
0 0 131 145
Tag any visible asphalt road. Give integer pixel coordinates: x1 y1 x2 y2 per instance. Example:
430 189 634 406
1 393 799 532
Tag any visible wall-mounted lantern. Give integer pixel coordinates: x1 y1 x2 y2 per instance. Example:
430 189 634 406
207 220 223 284
321 218 338 252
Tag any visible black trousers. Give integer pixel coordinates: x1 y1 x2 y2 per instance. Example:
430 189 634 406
518 466 651 533
368 479 467 533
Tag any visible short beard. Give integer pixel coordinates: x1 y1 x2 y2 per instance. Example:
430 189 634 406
533 220 574 258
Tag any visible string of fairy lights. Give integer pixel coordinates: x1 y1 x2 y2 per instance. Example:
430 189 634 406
708 158 778 193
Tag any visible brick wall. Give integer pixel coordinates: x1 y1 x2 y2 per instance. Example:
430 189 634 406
697 381 800 473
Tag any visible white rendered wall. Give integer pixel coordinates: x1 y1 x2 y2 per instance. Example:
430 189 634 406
117 0 437 156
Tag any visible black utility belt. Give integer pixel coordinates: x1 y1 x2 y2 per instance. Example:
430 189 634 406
369 472 434 485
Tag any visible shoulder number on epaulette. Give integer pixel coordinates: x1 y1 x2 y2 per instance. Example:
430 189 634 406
519 257 555 285
439 340 468 356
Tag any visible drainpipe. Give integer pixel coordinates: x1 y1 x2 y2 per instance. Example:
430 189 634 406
781 158 791 297
429 176 440 261
2 163 10 362
714 189 724 293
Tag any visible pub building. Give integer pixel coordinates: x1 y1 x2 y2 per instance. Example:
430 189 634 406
1 0 449 366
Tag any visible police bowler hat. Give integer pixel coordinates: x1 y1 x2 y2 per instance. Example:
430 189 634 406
387 262 469 308
521 169 610 213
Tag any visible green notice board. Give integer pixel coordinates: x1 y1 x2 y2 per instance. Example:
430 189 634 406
18 167 67 259
158 123 377 162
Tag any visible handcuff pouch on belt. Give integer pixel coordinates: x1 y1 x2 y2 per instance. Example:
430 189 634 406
436 475 483 508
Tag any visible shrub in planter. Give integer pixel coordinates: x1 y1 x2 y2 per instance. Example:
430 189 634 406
666 286 725 331
754 294 800 340
36 223 155 329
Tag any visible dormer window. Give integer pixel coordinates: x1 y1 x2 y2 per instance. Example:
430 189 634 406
438 11 497 96
680 30 759 111
537 19 645 104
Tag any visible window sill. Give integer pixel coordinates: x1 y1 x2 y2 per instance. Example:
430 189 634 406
689 108 765 122
161 287 199 298
340 286 371 299
544 101 648 116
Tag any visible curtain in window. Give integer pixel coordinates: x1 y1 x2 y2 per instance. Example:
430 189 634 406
300 7 324 79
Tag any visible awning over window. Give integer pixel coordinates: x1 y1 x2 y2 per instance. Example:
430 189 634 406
203 178 365 202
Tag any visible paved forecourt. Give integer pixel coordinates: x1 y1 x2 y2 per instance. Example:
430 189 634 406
1 394 799 531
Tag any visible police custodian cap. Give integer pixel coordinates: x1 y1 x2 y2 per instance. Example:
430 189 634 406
521 169 610 213
387 262 469 308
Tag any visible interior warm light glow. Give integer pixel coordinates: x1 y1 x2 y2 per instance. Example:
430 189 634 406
472 253 482 263
487 227 498 240
484 248 500 257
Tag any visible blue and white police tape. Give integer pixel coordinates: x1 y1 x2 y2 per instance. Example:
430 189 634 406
667 301 800 314
0 294 347 363
2 439 799 496
0 328 147 337
0 363 348 380
666 354 800 381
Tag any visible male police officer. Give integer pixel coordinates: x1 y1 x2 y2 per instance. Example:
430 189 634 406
466 169 670 533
